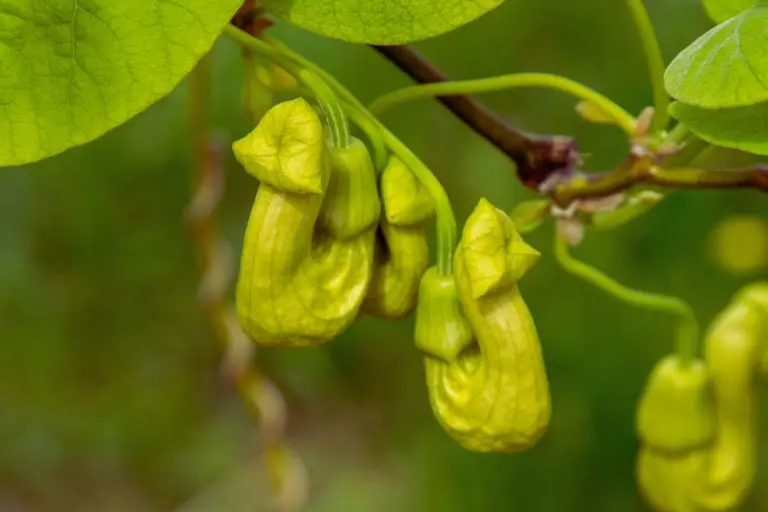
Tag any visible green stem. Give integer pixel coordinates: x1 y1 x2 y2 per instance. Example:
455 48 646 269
663 123 691 147
369 73 637 136
223 25 350 148
298 70 350 148
626 0 669 136
554 231 699 364
340 102 388 171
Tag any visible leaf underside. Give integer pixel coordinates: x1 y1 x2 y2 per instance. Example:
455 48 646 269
261 0 505 44
0 0 242 166
670 100 768 156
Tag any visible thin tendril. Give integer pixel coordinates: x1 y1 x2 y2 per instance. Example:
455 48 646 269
369 73 637 135
187 56 307 511
554 231 699 364
626 0 669 136
340 101 388 171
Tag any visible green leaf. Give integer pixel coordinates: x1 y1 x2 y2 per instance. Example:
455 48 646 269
0 0 242 166
665 7 768 109
669 100 768 156
261 0 504 44
703 0 755 23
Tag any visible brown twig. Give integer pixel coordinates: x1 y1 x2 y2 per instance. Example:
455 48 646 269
549 157 768 207
371 45 768 204
372 45 579 189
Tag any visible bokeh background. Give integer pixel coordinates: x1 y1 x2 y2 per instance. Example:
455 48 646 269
3 0 768 510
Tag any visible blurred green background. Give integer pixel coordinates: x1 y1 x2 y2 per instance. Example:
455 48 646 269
3 0 768 510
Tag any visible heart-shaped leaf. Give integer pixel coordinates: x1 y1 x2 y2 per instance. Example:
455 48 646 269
703 0 755 23
665 7 768 109
670 100 768 156
0 0 242 166
261 0 504 44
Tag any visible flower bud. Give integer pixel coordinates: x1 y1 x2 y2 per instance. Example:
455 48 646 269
241 61 274 122
232 98 328 194
414 267 473 361
364 157 433 319
319 138 381 239
381 157 434 226
233 99 374 347
461 198 540 299
636 356 714 454
425 199 550 454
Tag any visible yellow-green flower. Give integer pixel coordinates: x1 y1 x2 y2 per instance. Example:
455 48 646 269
233 99 377 347
424 198 550 453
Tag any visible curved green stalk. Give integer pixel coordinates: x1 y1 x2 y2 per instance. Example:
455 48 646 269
340 102 388 171
270 38 369 113
663 123 691 147
298 70 350 148
626 0 669 136
368 73 637 135
223 25 350 148
554 232 698 364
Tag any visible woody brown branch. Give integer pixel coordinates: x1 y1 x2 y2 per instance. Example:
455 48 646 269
549 157 768 207
371 45 768 203
371 45 579 189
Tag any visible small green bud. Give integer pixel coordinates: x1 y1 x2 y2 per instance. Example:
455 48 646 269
381 157 434 226
319 138 381 239
575 100 616 124
591 190 664 231
729 282 768 377
461 198 540 299
363 157 433 319
509 200 550 234
241 62 274 122
636 356 714 454
232 98 328 194
415 267 474 361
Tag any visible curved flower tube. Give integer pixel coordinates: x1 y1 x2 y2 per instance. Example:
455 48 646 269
363 157 434 319
233 99 378 347
425 198 550 453
637 283 768 512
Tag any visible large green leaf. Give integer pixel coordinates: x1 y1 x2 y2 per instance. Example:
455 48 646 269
665 7 768 109
669 100 768 156
261 0 504 44
0 0 242 166
703 0 755 23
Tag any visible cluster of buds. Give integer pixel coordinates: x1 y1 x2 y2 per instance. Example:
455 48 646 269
232 98 552 453
637 284 768 511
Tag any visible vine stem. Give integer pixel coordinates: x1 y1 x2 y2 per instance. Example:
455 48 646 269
554 231 699 365
339 101 388 171
369 73 637 135
626 0 669 136
224 25 350 148
224 25 458 277
187 55 307 512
